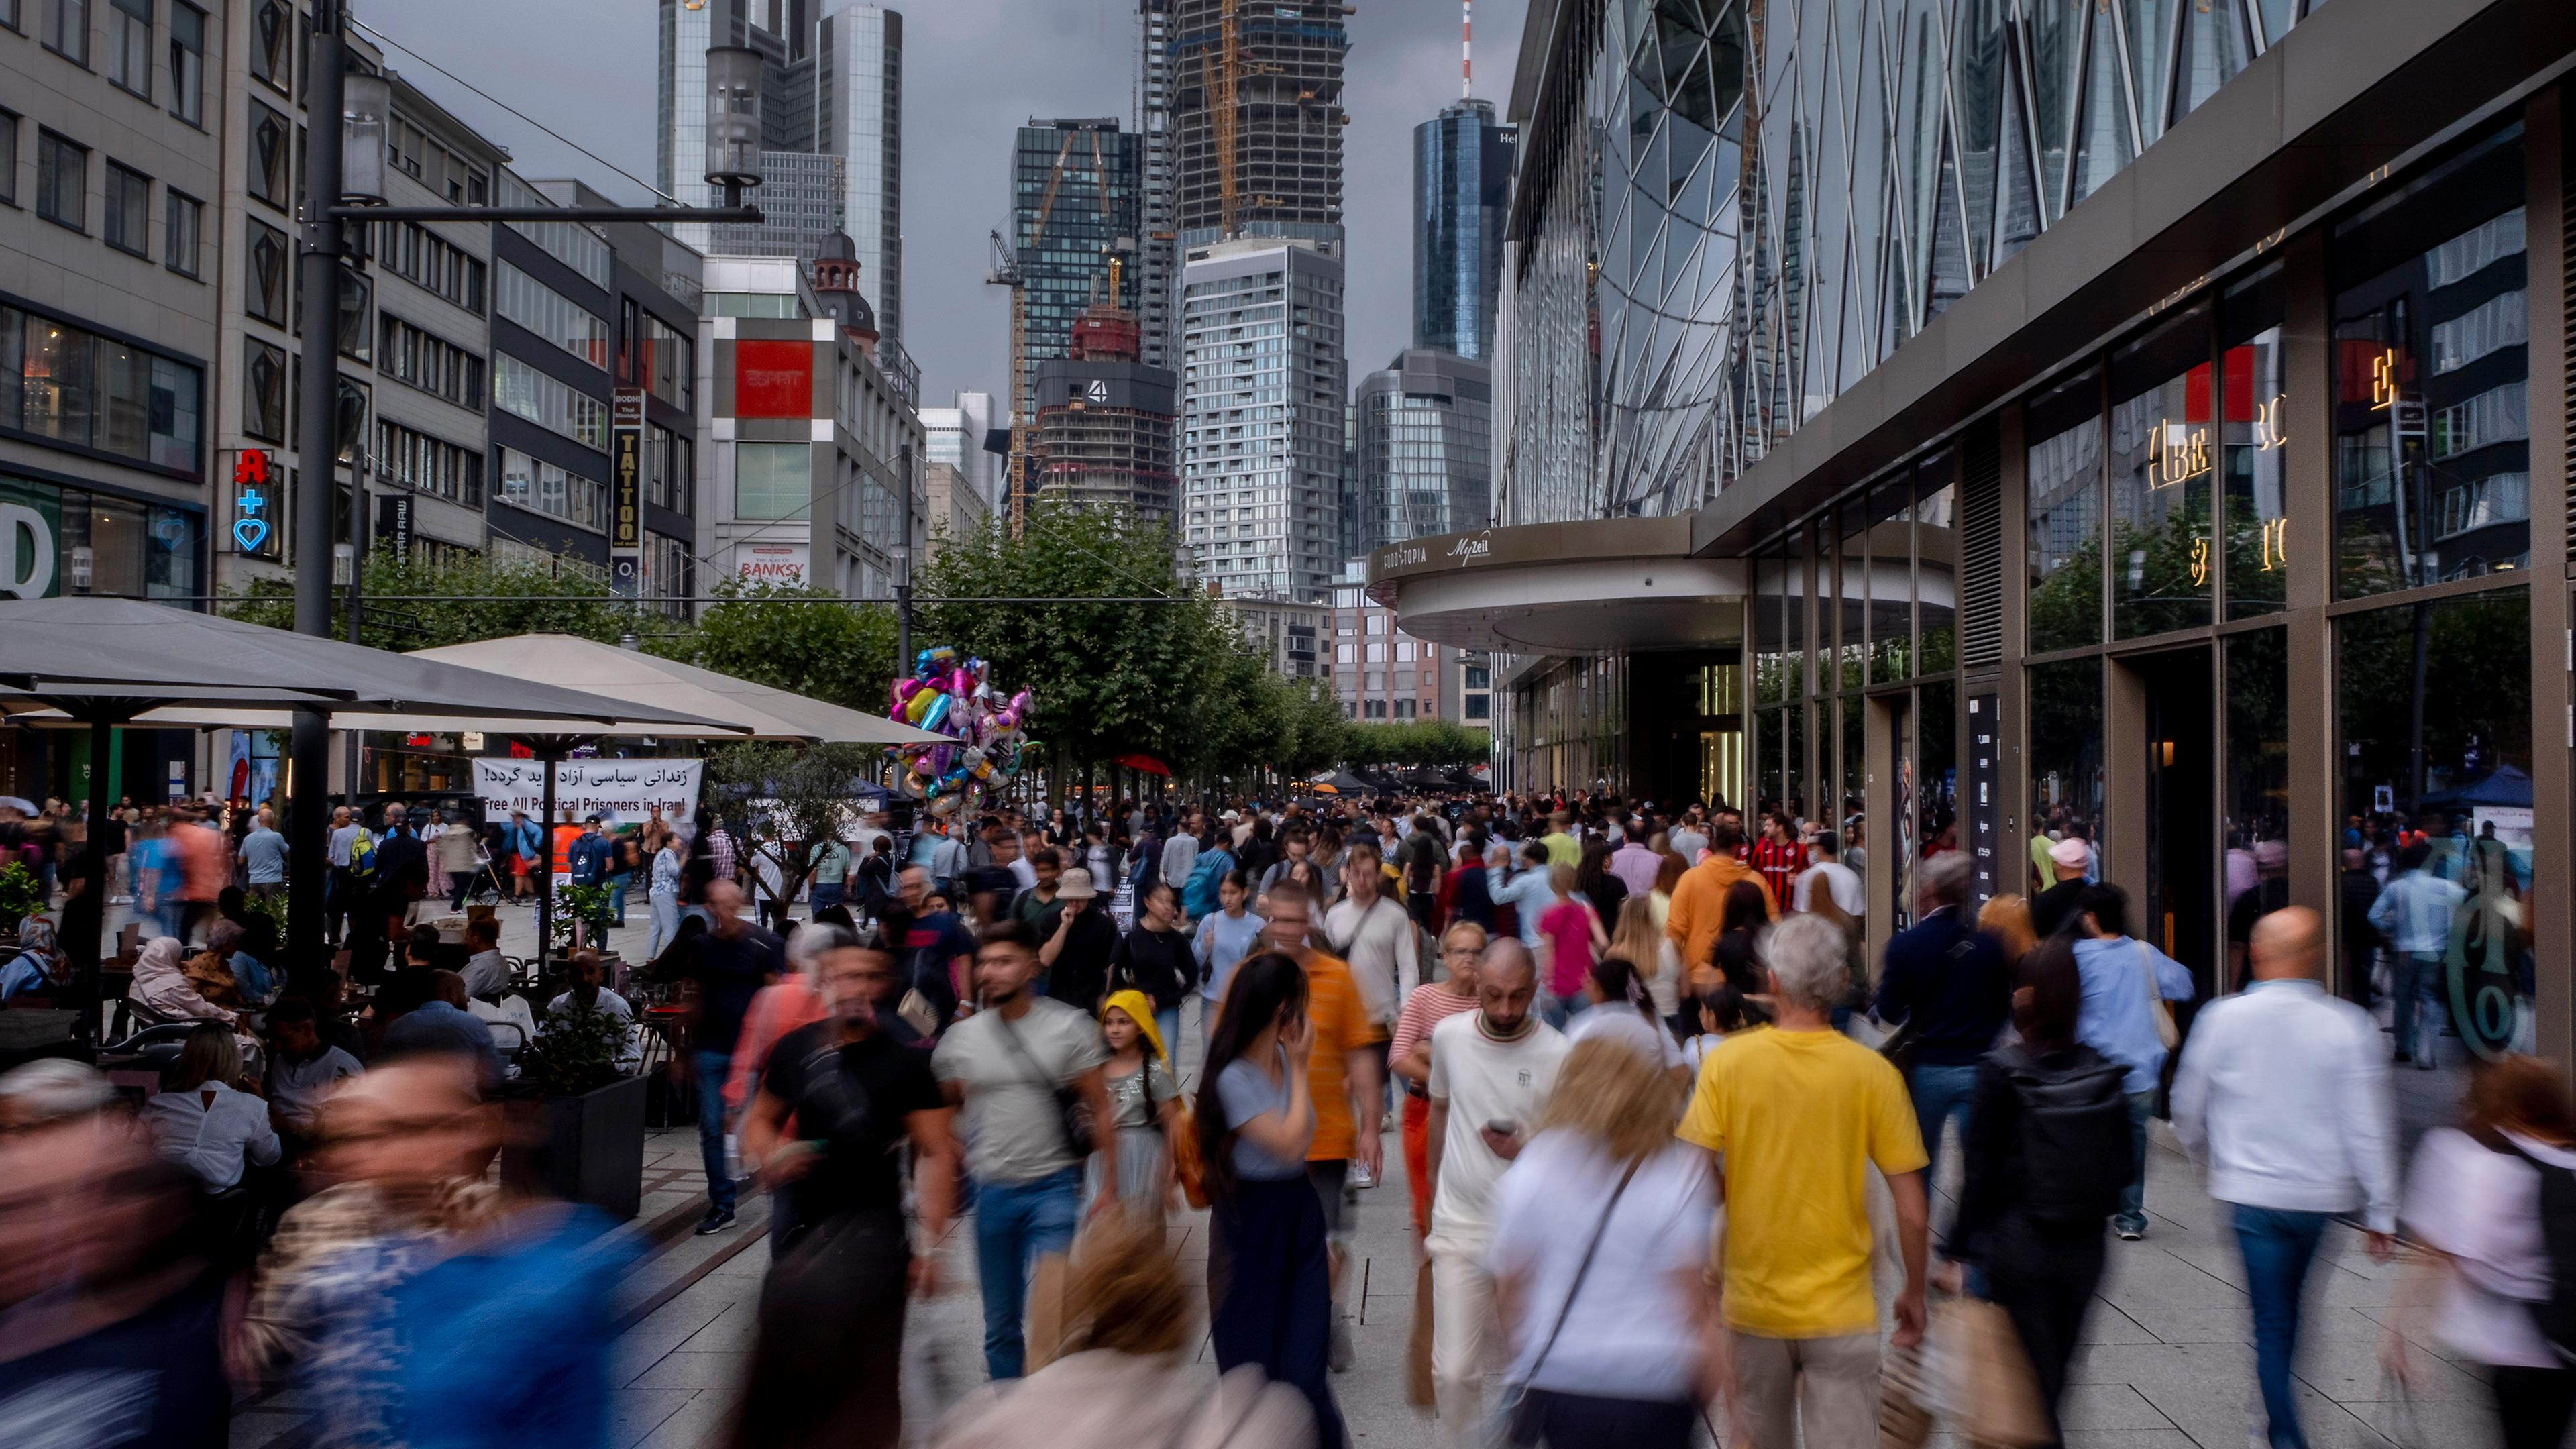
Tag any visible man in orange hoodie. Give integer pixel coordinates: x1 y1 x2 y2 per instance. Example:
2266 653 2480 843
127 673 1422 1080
1664 818 1776 975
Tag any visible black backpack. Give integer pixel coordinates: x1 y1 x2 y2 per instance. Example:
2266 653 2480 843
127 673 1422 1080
2503 1143 2576 1364
2002 1044 2133 1225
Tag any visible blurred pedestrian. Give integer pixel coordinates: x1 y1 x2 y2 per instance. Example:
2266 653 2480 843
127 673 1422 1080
1423 939 1569 1449
1391 922 1484 1239
1110 880 1195 1055
2369 839 2466 1070
1096 990 1182 1220
733 930 958 1449
2070 883 2194 1238
1200 951 1343 1449
1487 1036 1716 1449
0 1069 228 1446
1678 913 1929 1449
648 830 687 959
2392 1055 2576 1449
1978 893 2039 965
1945 937 2134 1448
1039 867 1118 1012
1259 883 1383 1366
934 919 1117 1381
2029 837 2092 938
1196 871 1263 1032
649 881 786 1236
1872 853 2012 1187
934 1212 1317 1449
2172 906 2395 1449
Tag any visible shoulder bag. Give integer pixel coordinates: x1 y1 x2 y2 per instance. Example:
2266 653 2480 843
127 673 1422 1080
1502 1157 1643 1444
995 1010 1096 1164
2133 940 2179 1050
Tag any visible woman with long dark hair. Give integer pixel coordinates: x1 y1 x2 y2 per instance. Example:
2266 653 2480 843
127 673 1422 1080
1704 879 1775 1027
1573 839 1628 924
1196 951 1343 1449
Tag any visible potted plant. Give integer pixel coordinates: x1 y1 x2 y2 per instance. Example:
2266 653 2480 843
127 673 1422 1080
549 883 618 957
0 863 40 938
504 1002 647 1220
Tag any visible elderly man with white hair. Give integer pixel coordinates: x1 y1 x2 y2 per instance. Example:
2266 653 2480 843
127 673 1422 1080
1677 914 1931 1449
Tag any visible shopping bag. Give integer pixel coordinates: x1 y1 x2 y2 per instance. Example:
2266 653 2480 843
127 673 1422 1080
1407 1257 1435 1407
1026 1251 1071 1373
1173 1099 1210 1210
1923 1297 2052 1447
1877 1339 1935 1449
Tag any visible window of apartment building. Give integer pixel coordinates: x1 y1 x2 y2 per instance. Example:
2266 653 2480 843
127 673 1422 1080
734 443 810 520
43 0 87 64
380 316 484 411
374 419 483 506
162 189 199 276
36 131 85 230
1 306 201 471
248 103 289 211
241 339 286 441
337 268 370 362
621 307 693 412
107 0 148 97
0 0 17 30
0 111 17 207
246 219 288 323
102 160 147 256
248 0 288 93
496 447 606 531
495 262 608 370
166 3 203 124
372 221 486 315
645 422 692 513
492 354 603 448
643 533 693 614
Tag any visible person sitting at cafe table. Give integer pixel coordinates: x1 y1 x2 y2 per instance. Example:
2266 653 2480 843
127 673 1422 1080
460 916 511 1000
144 1022 282 1193
546 950 641 1071
264 996 363 1152
377 969 502 1091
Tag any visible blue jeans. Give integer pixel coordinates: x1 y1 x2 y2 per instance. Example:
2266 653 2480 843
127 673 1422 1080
1155 1007 1181 1065
2392 951 2447 1062
693 1049 735 1218
608 878 627 924
2118 1090 2155 1236
811 881 846 914
2233 1204 2330 1449
973 1167 1082 1380
1908 1062 1982 1189
648 890 680 958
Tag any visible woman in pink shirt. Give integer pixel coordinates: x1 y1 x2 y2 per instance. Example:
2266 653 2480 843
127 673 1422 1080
1537 864 1606 1028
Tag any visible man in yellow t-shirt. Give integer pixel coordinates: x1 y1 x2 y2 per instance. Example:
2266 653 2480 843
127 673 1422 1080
1538 811 1581 869
1678 914 1928 1449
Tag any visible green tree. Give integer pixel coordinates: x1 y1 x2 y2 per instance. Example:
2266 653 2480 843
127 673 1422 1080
651 577 897 712
704 740 885 905
223 552 627 650
917 500 1230 775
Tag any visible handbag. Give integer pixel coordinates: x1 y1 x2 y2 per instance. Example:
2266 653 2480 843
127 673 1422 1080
1501 1157 1642 1444
1170 1073 1210 1210
995 1010 1095 1163
2133 940 2179 1050
1921 1296 2052 1447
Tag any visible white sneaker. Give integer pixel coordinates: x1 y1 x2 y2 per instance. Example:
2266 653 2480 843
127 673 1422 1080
1349 1161 1377 1189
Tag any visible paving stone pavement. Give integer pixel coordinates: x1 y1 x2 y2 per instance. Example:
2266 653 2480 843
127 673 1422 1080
185 899 2493 1449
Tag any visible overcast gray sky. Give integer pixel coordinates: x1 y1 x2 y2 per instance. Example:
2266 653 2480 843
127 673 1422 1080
384 0 1530 405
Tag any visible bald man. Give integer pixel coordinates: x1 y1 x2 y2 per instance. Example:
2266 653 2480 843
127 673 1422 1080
2171 906 2396 1449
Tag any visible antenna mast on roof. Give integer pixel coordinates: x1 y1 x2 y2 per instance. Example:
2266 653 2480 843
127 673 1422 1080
1462 0 1472 98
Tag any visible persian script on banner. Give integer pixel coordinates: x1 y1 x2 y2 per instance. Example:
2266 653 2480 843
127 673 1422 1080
470 759 703 828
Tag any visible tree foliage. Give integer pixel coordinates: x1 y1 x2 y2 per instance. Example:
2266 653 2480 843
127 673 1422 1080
1343 719 1491 770
649 577 896 713
703 741 885 902
223 553 628 651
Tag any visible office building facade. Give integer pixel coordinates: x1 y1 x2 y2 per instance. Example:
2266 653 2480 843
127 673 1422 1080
1352 348 1492 554
920 388 996 553
706 150 847 262
1180 239 1344 600
1030 342 1178 522
1224 592 1326 682
1135 0 1178 372
1363 0 2576 1127
1413 97 1513 360
812 5 901 345
1006 118 1142 514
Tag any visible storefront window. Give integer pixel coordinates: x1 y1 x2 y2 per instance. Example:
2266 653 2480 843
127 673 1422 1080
1835 508 1868 693
2221 267 2289 617
2335 586 2531 1147
2109 302 2216 639
2332 124 2528 598
1919 679 1958 859
1754 545 1801 704
1870 477 1914 683
2026 370 2103 653
1783 698 1809 822
2027 656 2102 891
1756 706 1784 814
1915 451 1958 674
2223 628 2288 956
1840 695 1865 839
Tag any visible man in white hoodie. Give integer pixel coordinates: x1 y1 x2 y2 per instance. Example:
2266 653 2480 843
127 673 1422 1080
2171 906 2396 1449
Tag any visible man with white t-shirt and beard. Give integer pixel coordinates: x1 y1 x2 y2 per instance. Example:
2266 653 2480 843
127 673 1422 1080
1423 938 1569 1449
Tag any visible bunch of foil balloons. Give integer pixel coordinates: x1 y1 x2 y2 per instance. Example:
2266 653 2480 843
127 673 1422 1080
888 646 1034 816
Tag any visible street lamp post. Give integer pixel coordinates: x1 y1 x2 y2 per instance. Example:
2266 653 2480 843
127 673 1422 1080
283 2 766 969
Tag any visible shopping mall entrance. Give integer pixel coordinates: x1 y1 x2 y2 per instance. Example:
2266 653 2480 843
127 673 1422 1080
2114 647 2218 1005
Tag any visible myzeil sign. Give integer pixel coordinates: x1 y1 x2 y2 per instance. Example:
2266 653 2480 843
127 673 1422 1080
471 758 702 828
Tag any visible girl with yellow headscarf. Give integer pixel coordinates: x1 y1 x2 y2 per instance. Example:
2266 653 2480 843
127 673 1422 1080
1097 990 1183 1219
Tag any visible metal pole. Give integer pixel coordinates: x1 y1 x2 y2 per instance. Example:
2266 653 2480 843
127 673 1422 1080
536 746 560 980
894 497 914 684
77 713 112 1044
287 0 348 968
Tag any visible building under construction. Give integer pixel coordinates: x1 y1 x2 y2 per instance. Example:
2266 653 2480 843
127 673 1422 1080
1028 303 1180 523
1169 0 1350 250
997 119 1143 524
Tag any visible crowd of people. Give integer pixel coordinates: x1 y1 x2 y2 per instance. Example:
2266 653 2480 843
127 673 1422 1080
2 782 2571 1449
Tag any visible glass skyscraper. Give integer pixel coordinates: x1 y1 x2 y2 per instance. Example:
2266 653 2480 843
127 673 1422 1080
1412 99 1514 361
1354 350 1493 551
1181 240 1346 600
1007 120 1144 513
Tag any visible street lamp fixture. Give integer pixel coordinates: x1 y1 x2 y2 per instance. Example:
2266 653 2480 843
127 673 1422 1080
704 45 765 207
339 72 390 204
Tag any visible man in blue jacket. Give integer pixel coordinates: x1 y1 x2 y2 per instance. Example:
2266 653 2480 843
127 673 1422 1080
1872 852 2012 1189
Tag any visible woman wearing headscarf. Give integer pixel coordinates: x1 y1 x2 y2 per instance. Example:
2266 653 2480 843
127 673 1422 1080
129 936 238 1028
1097 989 1183 1220
1943 936 2136 1448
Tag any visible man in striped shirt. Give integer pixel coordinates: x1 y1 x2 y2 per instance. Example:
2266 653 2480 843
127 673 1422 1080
1748 810 1811 908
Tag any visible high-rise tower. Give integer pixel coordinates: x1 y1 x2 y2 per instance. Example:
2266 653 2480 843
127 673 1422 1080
814 6 905 346
1004 119 1143 521
1136 0 1179 372
1170 0 1348 251
1413 98 1514 360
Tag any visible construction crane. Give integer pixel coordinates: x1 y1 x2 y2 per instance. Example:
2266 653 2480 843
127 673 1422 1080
1201 0 1239 237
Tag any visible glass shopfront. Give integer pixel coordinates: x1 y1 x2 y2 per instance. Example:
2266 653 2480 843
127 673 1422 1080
0 472 202 600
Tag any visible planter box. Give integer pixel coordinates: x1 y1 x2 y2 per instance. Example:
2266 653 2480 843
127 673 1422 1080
505 1073 647 1221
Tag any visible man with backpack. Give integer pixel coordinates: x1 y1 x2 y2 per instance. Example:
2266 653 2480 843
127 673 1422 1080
2171 906 2395 1449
